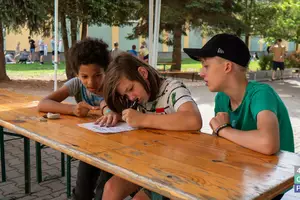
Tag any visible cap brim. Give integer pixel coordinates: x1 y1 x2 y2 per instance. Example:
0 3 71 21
183 48 216 61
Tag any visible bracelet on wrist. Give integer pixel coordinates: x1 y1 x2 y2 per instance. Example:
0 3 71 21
104 108 111 115
214 123 232 136
101 105 108 115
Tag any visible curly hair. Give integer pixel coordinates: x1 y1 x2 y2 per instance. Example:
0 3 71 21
68 37 110 74
103 52 162 113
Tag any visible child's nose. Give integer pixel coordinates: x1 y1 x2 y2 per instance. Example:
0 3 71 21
128 93 137 102
199 68 205 77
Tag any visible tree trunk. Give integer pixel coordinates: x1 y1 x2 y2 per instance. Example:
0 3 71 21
245 33 250 48
61 11 75 80
71 18 77 45
171 24 182 71
0 21 10 81
296 43 299 51
236 28 242 37
81 20 88 40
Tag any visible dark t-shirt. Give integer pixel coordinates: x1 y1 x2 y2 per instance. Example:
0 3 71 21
29 39 35 49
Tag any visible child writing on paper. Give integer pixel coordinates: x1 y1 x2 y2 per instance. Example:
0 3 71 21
99 53 202 200
37 38 120 200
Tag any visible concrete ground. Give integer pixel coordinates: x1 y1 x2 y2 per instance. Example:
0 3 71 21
1 78 300 199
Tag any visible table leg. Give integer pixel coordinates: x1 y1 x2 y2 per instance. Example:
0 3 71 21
0 126 6 182
24 137 31 194
151 192 164 200
67 155 71 198
61 153 65 177
35 142 42 183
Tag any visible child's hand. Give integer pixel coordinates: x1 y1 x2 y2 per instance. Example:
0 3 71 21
73 101 99 117
95 112 121 127
210 112 230 133
122 108 144 128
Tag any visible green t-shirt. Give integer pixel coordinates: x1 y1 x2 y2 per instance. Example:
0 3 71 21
214 81 294 153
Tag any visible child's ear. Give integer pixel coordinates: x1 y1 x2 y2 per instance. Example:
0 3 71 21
224 61 233 73
137 66 148 79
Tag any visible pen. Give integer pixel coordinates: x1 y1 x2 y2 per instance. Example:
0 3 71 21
130 99 139 110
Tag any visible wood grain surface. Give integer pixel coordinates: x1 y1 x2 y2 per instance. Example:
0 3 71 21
0 89 299 200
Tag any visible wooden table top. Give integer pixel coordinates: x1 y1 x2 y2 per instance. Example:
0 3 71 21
0 89 299 200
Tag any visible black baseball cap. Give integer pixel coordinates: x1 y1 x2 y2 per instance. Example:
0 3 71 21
183 33 251 67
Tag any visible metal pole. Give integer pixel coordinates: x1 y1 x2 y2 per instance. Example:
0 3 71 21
152 0 161 68
54 0 58 91
148 0 154 66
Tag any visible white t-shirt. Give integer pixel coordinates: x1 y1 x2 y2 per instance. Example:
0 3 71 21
38 40 44 51
58 40 63 52
137 79 195 114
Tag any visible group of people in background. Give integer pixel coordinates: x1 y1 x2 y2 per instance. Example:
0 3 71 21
5 36 63 65
111 40 149 63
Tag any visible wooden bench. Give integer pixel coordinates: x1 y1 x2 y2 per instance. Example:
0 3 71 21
159 70 199 81
1 89 300 199
157 62 176 71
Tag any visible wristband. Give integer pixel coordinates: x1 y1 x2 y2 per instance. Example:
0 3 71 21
214 123 232 136
101 105 108 115
104 108 111 115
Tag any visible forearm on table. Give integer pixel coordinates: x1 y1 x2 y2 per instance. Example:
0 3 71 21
219 128 279 155
141 112 202 131
38 99 74 115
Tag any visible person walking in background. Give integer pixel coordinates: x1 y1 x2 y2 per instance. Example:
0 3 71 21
28 36 35 63
270 39 286 81
58 38 62 64
38 37 45 65
51 36 61 64
110 42 123 60
128 45 138 56
15 42 21 60
139 41 149 62
51 36 55 64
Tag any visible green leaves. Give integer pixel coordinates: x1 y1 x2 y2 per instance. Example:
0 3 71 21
0 0 52 36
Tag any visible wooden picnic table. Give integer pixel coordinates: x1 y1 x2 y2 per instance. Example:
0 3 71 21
1 89 300 200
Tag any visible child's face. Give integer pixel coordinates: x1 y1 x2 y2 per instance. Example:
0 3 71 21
200 57 227 92
117 77 150 104
78 64 105 94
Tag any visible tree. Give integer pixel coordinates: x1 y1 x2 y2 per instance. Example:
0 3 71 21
257 0 300 50
128 0 241 70
54 0 141 80
0 0 51 81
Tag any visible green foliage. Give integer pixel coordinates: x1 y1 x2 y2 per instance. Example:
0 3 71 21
259 55 273 70
285 51 300 69
128 0 239 44
0 0 52 36
256 0 300 45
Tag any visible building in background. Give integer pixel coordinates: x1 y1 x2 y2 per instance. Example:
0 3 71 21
4 24 299 55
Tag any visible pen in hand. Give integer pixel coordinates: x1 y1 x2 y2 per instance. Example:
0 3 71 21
130 99 139 110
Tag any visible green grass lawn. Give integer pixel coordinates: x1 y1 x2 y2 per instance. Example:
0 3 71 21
5 59 260 78
157 58 260 71
6 62 66 77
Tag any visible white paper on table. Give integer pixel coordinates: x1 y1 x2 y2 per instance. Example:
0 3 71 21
77 122 136 133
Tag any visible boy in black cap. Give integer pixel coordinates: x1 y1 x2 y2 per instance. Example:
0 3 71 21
184 33 294 156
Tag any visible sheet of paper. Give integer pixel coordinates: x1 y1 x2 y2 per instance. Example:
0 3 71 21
78 122 136 133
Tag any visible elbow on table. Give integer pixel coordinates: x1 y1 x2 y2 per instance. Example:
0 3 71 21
260 140 280 155
37 100 46 112
188 117 202 131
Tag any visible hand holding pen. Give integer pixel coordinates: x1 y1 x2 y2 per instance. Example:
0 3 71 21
122 99 144 127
